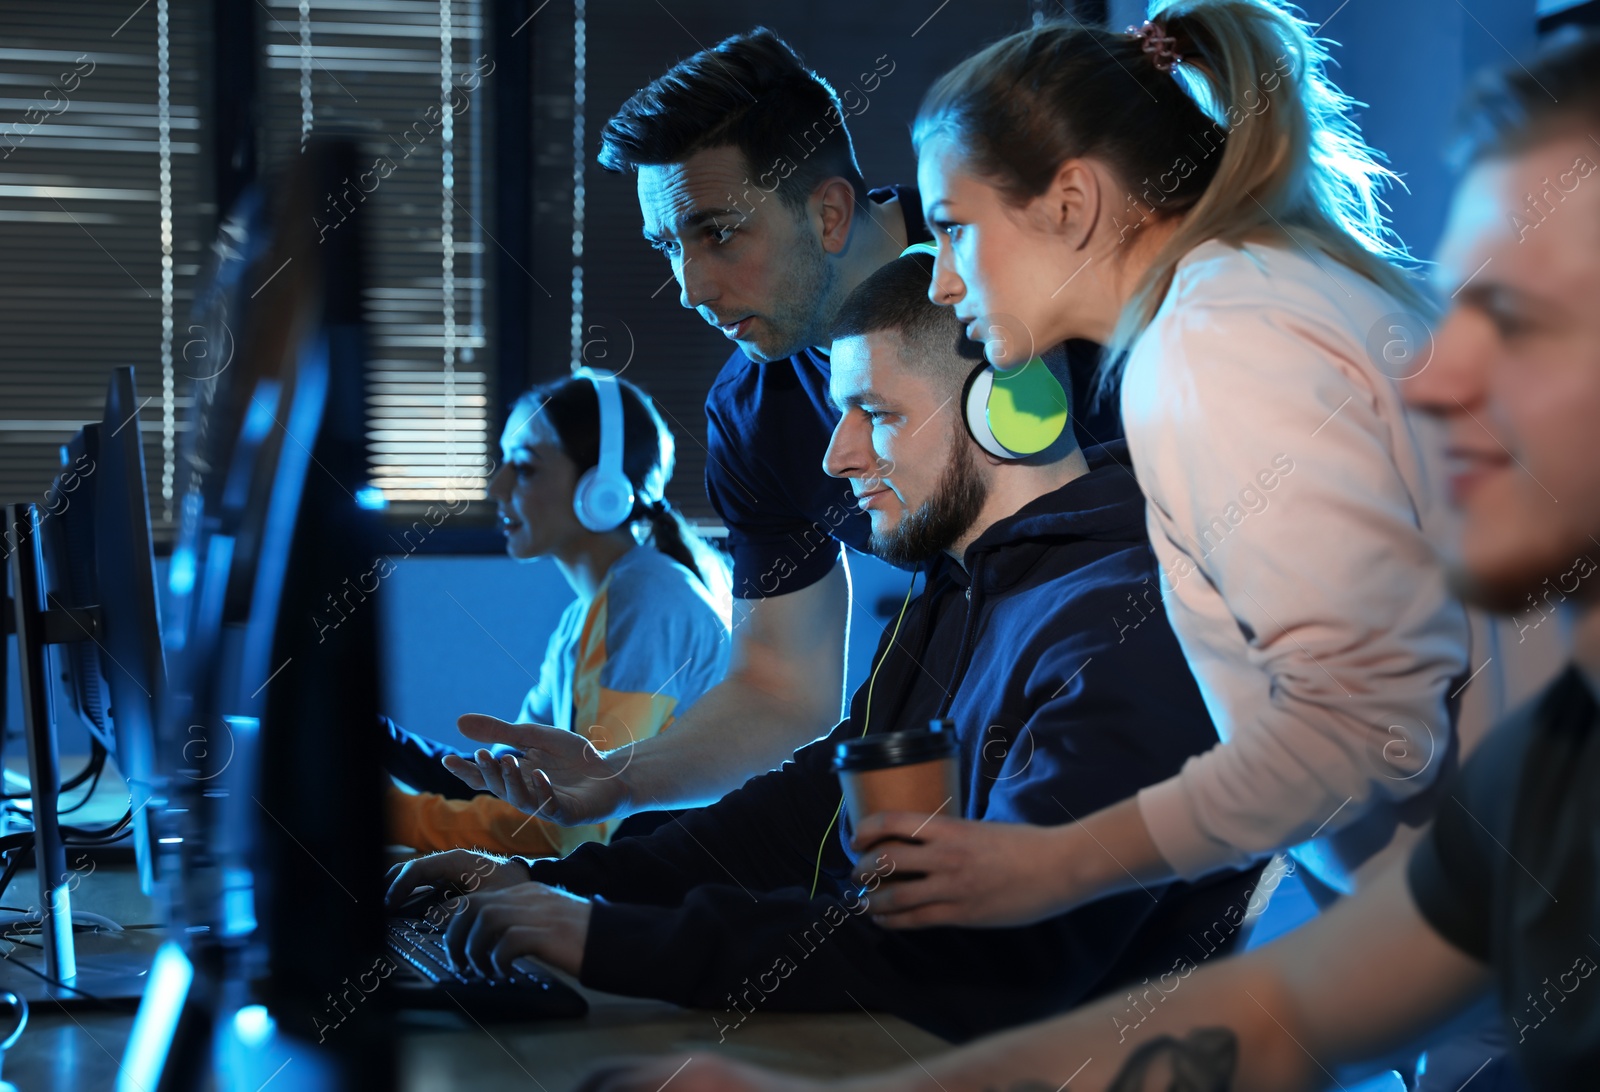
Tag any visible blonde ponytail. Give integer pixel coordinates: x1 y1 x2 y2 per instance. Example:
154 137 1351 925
1113 1 1434 354
914 0 1435 392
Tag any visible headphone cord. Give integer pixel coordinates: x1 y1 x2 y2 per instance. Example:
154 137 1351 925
808 571 919 899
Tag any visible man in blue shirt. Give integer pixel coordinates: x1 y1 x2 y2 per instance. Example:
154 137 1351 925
450 28 1116 826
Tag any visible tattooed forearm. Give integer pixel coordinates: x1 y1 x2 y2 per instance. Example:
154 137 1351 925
1106 1027 1240 1092
975 1026 1238 1092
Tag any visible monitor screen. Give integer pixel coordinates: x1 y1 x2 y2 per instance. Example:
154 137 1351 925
36 365 168 894
146 139 393 1078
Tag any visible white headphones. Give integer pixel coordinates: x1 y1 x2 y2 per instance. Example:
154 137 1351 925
571 367 637 531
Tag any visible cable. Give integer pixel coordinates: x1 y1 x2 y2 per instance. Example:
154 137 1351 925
56 752 107 817
62 820 133 845
0 908 123 935
0 938 106 1003
63 803 134 838
0 804 134 908
55 765 105 816
1 741 107 800
809 573 919 899
4 807 135 844
0 849 24 906
60 742 106 793
0 910 148 927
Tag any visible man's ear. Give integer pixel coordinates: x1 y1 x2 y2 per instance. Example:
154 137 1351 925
814 177 859 255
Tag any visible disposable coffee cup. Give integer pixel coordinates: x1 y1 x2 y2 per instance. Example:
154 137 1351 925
834 719 960 878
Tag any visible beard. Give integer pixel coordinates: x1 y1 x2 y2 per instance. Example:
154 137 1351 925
871 438 989 567
740 218 838 363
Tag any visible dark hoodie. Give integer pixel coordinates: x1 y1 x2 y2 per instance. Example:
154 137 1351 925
522 441 1261 1043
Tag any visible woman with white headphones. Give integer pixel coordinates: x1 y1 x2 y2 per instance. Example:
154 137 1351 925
382 368 732 857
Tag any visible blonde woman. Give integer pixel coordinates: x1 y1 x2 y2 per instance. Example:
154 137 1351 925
849 0 1496 927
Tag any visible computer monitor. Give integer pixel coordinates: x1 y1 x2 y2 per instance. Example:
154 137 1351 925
0 363 171 1002
42 366 169 895
125 136 394 1088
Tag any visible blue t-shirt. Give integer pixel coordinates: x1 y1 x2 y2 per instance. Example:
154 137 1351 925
703 184 1122 600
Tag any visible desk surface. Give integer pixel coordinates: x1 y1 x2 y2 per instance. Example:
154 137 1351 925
7 990 950 1091
397 981 951 1091
0 763 951 1090
8 958 951 1092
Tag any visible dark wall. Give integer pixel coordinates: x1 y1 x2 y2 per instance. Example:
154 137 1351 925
527 2 1051 518
1285 0 1536 268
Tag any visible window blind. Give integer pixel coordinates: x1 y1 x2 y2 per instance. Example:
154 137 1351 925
259 0 494 505
0 0 203 537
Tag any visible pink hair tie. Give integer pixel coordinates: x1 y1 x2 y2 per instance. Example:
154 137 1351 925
1128 20 1183 73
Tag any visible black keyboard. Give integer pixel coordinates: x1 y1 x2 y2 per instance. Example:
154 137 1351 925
383 919 588 1020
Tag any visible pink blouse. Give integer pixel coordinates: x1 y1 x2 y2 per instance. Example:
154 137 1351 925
1122 239 1557 893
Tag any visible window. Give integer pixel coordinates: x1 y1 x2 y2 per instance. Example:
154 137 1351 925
0 0 203 537
259 0 493 505
0 0 502 544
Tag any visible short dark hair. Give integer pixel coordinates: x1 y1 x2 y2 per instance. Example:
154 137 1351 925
597 27 868 212
830 254 984 393
1452 29 1600 168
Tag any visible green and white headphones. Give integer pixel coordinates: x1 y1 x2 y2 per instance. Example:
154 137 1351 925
902 241 1070 460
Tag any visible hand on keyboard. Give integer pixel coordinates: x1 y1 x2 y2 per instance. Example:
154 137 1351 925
384 848 534 929
388 920 541 987
384 917 590 1019
441 881 591 979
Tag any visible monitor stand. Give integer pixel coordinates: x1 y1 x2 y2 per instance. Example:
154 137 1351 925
3 502 151 1005
0 933 159 1007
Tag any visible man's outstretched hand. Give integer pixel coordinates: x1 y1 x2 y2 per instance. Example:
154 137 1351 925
443 713 632 826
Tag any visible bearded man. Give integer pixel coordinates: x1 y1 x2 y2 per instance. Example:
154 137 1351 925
387 254 1250 1043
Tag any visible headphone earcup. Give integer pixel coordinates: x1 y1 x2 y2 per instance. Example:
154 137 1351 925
963 365 1014 460
573 466 636 532
962 356 1070 460
571 367 636 531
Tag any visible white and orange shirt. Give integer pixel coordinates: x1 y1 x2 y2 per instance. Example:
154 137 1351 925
389 544 730 858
